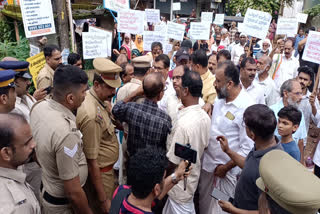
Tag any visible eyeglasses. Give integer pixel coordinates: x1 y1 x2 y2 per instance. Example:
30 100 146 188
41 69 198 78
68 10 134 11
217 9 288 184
172 75 182 80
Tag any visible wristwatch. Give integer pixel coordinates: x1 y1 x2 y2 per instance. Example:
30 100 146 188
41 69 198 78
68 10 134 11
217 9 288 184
171 172 179 184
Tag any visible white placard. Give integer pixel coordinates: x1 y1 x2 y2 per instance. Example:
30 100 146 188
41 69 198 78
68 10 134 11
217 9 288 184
238 23 244 33
103 0 129 12
201 12 213 23
190 22 210 40
173 2 181 11
20 0 56 38
243 8 272 40
297 13 308 24
167 21 185 41
154 24 167 33
89 26 113 57
118 10 144 35
276 17 298 36
29 44 40 57
145 9 160 23
213 14 225 25
143 31 167 52
164 43 173 55
82 32 109 60
302 31 320 65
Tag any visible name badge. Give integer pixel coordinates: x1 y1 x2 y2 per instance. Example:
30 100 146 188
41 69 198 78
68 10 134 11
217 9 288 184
225 111 235 121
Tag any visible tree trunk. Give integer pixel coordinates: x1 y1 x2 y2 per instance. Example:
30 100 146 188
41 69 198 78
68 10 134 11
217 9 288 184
56 0 70 50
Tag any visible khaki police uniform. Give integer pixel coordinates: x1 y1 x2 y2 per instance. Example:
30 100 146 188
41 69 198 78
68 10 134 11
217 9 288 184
30 99 88 214
76 58 120 212
0 167 41 214
257 150 320 214
36 63 54 89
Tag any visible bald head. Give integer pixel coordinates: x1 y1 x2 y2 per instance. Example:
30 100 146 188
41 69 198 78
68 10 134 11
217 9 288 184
143 72 165 99
115 54 128 66
261 56 272 67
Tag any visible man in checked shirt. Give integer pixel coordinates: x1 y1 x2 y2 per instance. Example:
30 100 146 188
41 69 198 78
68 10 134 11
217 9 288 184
112 72 172 157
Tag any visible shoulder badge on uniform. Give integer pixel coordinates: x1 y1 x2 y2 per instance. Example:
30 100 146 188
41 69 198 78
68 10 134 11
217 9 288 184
97 106 103 121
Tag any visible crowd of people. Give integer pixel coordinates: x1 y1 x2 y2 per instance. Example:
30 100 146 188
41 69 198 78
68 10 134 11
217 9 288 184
1 11 320 214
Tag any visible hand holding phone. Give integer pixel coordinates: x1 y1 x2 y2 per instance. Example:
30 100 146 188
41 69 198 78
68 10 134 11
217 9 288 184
211 188 233 203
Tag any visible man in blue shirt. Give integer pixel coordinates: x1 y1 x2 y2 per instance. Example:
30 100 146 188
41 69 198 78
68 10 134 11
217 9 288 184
294 29 305 57
270 79 307 164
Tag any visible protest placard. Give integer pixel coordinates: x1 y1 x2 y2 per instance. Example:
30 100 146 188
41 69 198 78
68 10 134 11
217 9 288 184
26 52 46 88
20 0 56 38
243 8 272 40
89 26 113 57
238 23 244 33
201 12 213 23
103 0 129 12
143 31 167 52
145 9 160 23
154 24 167 33
167 21 185 41
29 44 40 57
297 13 308 24
173 2 181 11
302 31 320 65
82 32 109 60
118 9 144 35
213 14 225 25
190 22 210 40
276 17 298 36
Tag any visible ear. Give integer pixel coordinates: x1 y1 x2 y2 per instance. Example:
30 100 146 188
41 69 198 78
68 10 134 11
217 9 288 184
66 93 74 106
265 65 271 72
153 183 161 197
292 124 299 133
0 94 7 105
0 147 13 162
246 127 255 140
283 90 289 98
182 87 189 97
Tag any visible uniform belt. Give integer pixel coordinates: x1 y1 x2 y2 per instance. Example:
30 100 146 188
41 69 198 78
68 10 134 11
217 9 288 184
100 165 113 173
40 183 69 205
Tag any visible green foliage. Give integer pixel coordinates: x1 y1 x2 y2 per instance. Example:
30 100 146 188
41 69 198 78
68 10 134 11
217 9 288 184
0 37 30 61
0 17 15 43
227 0 280 16
304 4 320 17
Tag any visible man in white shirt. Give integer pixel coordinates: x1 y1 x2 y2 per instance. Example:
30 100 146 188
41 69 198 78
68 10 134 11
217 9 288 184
199 61 255 214
154 54 176 113
271 39 299 92
239 57 265 104
164 70 211 214
231 33 247 65
296 66 320 133
220 28 230 48
254 56 279 106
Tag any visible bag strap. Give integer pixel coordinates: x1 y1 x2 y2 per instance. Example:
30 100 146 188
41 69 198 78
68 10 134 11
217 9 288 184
109 188 132 214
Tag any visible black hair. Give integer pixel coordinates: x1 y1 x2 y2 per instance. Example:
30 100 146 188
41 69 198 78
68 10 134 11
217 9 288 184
191 49 208 68
217 50 231 62
127 147 168 199
265 193 291 214
43 44 60 58
181 39 192 49
119 46 127 53
53 65 88 100
240 57 256 69
306 27 316 34
134 67 149 77
155 54 170 69
217 60 240 86
235 32 241 37
278 105 302 126
243 104 277 140
298 66 314 82
151 42 163 51
0 86 10 96
0 113 28 151
143 72 164 99
285 39 294 48
182 69 203 97
93 73 105 85
67 53 81 65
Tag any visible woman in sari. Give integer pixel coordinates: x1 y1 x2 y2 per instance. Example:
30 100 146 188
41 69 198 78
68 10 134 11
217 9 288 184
134 35 144 53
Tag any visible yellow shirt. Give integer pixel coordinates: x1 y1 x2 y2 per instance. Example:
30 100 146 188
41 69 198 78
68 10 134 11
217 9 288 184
201 70 216 104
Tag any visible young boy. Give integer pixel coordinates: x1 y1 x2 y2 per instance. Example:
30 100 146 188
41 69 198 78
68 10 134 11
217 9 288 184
277 105 302 161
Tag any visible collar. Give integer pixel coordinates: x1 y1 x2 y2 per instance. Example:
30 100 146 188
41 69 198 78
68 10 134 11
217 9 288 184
44 63 55 77
302 90 311 99
0 167 26 184
16 96 22 105
48 99 76 121
252 143 282 158
225 88 246 108
179 104 201 115
240 80 255 91
143 98 159 107
130 78 142 85
89 88 106 109
201 70 211 81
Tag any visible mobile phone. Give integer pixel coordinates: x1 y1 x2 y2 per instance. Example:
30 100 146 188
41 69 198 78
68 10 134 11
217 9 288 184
44 86 52 94
210 188 233 203
174 143 197 164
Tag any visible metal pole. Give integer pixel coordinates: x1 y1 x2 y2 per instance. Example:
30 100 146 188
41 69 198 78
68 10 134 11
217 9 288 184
170 0 173 21
154 0 156 9
66 0 76 52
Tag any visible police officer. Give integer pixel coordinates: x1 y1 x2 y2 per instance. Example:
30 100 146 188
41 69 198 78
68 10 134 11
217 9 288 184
30 65 93 214
76 58 120 213
0 113 40 214
0 69 16 113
